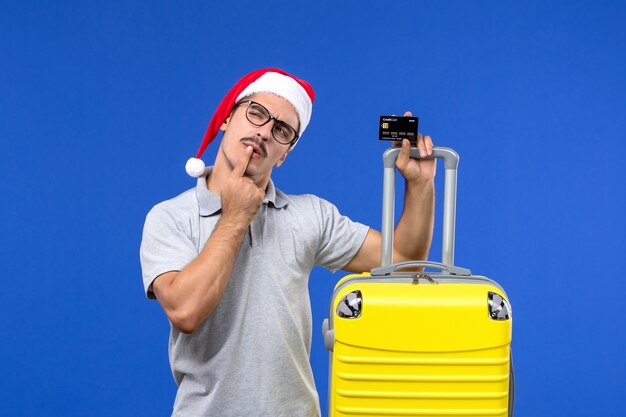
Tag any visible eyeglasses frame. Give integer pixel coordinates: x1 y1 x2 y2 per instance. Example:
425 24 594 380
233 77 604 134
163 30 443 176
236 99 300 146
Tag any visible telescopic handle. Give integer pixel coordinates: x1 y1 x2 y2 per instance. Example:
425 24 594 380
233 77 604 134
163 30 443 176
380 146 460 267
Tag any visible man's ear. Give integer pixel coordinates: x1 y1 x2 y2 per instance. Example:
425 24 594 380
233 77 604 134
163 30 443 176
275 150 290 167
220 116 231 132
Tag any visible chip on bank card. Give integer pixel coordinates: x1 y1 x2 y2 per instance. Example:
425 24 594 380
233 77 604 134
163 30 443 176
379 116 419 140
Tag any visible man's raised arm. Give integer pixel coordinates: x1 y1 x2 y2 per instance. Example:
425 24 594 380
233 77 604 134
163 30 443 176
343 119 435 273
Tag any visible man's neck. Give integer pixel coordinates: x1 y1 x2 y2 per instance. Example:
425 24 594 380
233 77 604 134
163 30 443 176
205 163 227 196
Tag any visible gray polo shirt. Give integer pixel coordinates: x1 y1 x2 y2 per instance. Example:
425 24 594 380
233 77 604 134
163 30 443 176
140 169 369 417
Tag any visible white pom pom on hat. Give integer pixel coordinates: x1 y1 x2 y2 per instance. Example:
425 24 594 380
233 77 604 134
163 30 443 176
185 68 315 178
185 157 206 178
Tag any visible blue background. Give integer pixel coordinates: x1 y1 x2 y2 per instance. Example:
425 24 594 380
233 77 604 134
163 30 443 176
2 1 625 416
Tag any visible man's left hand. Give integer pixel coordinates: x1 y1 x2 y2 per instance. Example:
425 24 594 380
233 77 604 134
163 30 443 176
394 111 436 184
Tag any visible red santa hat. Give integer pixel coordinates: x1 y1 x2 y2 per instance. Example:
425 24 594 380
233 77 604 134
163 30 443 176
185 68 315 177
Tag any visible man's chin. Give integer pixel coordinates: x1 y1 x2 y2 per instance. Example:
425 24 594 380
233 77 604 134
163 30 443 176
245 163 273 181
242 162 261 176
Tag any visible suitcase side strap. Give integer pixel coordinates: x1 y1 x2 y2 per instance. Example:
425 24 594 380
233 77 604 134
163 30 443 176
371 260 472 276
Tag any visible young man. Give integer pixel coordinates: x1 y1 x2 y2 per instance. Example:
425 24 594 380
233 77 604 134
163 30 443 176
140 68 435 416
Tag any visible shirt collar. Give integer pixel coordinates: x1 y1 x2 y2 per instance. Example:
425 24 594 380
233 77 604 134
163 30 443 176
196 166 288 216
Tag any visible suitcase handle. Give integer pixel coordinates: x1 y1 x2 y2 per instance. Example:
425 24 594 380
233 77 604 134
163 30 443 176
371 260 471 276
380 146 460 267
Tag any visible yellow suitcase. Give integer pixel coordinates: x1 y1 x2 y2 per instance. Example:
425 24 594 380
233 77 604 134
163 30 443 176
323 147 514 416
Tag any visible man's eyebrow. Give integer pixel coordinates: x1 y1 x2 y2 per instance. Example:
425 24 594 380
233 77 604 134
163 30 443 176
279 108 300 131
271 108 299 131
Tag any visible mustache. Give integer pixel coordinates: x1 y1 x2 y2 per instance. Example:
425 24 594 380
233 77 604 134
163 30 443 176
240 137 267 157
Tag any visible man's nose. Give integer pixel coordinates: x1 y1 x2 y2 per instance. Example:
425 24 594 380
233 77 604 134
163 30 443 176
255 122 273 141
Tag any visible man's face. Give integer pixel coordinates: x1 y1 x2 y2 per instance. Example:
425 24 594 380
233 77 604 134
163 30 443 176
219 92 300 180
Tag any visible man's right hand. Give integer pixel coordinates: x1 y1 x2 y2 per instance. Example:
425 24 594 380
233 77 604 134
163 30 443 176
153 147 267 334
220 146 265 225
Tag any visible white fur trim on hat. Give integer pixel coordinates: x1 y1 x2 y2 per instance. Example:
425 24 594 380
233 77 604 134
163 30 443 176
235 72 312 138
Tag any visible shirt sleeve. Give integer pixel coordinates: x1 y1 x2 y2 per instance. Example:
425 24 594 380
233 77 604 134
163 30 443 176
313 197 369 273
139 205 199 299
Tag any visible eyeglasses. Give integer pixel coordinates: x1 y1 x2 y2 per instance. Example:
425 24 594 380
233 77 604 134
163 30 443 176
237 100 299 145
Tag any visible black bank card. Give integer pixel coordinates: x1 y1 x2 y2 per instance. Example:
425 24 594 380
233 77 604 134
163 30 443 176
379 116 419 141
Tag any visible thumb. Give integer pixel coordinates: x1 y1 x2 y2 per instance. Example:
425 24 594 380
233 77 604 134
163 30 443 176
396 139 411 170
233 146 253 177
